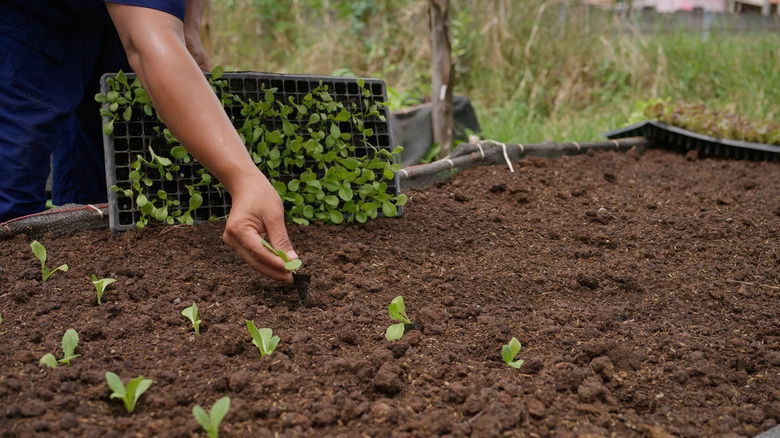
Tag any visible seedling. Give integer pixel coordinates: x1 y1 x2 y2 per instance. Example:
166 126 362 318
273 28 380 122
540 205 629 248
91 275 116 305
30 240 68 282
0 313 3 324
261 238 302 272
501 337 524 369
105 372 153 414
245 320 279 359
385 296 412 341
182 302 201 335
193 396 231 438
39 328 81 368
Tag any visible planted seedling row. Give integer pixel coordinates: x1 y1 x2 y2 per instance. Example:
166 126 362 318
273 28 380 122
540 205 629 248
18 243 528 436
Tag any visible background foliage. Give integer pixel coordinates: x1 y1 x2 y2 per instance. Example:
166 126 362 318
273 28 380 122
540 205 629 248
210 0 779 145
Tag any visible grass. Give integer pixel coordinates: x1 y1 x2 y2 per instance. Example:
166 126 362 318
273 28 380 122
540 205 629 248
208 0 779 145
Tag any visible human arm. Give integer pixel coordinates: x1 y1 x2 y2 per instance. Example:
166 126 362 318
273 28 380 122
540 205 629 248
106 3 297 283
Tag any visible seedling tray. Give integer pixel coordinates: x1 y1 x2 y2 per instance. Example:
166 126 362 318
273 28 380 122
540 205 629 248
603 120 780 162
100 72 401 231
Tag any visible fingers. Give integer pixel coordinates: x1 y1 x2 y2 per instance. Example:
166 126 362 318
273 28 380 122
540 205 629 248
223 222 294 283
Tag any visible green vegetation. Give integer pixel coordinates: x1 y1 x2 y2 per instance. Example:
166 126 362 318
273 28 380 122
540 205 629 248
631 99 780 145
105 372 154 414
99 68 407 228
209 0 778 145
30 240 68 282
501 337 524 369
246 321 280 359
193 396 231 438
39 329 80 368
182 302 202 335
91 275 117 305
385 296 411 341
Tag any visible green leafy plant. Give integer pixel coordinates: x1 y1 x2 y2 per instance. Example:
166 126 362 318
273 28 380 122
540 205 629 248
91 275 116 305
385 296 411 341
30 240 68 282
0 313 3 324
193 396 231 438
182 302 201 335
245 320 279 359
629 99 780 146
105 372 154 414
261 238 302 272
39 329 81 368
98 69 408 229
501 337 524 369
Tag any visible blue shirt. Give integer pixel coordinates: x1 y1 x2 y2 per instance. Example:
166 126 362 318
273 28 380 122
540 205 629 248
0 1 185 61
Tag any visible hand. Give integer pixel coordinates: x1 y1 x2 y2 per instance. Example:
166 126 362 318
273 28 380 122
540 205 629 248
222 175 299 284
184 30 209 71
184 0 210 71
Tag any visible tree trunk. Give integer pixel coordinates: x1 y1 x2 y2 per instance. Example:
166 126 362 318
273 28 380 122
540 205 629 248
429 0 453 157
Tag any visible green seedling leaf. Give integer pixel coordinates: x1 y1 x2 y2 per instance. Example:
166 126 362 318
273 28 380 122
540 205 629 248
39 354 58 368
386 296 412 341
106 371 153 414
0 313 2 324
388 296 411 324
385 323 405 341
182 302 201 335
59 328 81 365
193 396 231 438
31 240 68 282
501 337 524 369
91 275 116 305
246 320 279 359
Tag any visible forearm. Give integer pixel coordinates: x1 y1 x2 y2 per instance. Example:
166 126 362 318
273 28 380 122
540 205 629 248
107 4 258 195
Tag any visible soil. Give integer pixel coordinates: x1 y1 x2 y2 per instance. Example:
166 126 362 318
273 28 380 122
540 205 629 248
1 147 779 438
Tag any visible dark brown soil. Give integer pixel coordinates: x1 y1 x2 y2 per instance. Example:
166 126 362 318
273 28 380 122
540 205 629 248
1 148 779 438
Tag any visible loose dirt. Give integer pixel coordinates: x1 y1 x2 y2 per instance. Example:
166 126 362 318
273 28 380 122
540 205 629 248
1 148 779 437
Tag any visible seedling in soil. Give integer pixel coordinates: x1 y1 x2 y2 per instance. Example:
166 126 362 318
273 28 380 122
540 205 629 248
39 328 81 368
91 275 116 305
385 296 412 341
501 337 525 369
246 320 279 359
105 372 153 414
261 238 302 272
0 313 3 324
30 240 68 282
182 302 201 335
193 396 231 438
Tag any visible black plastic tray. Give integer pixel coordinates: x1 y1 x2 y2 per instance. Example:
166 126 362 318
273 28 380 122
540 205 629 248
100 72 401 231
603 120 780 162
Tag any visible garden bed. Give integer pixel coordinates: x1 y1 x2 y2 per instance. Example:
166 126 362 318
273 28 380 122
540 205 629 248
1 147 779 437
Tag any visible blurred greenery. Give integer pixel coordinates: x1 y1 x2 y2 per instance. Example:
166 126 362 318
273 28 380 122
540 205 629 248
209 0 779 145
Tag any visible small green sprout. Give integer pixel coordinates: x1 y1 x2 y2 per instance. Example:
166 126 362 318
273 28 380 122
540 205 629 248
182 302 201 335
0 313 3 324
385 296 411 341
193 396 231 438
246 320 279 359
39 328 81 368
501 337 524 369
30 240 68 282
91 275 116 305
260 238 302 272
105 372 153 414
